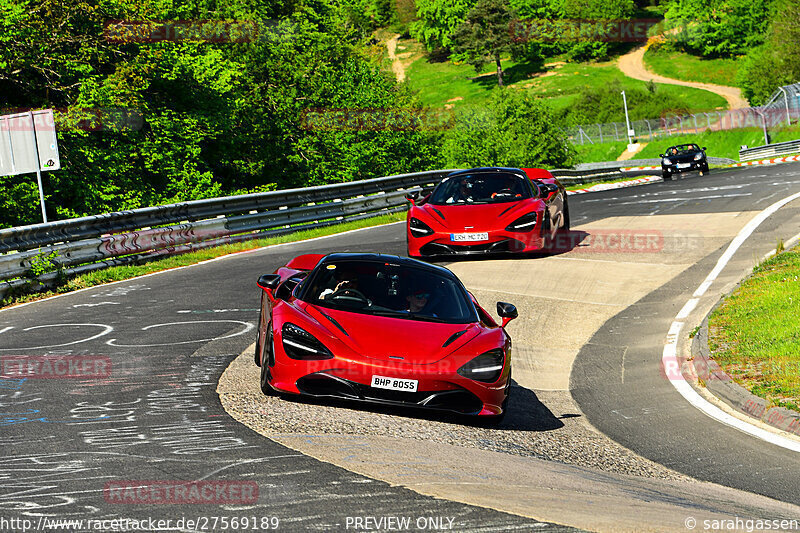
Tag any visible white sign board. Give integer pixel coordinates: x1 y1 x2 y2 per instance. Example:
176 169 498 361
0 109 61 177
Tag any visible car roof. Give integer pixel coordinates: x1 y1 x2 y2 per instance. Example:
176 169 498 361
446 167 527 179
318 253 458 279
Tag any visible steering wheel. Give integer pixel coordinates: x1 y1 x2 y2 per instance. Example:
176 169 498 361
329 288 370 305
492 188 516 198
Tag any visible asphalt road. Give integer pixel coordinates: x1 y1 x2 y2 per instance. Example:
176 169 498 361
2 163 800 531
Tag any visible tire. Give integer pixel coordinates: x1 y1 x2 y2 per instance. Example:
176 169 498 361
259 327 276 396
560 197 570 233
254 309 263 367
662 171 670 181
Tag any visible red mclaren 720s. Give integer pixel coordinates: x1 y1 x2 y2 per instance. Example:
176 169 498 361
255 253 518 419
406 167 569 257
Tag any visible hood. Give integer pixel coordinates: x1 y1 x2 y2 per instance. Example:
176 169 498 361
666 152 701 163
303 303 480 365
420 201 535 231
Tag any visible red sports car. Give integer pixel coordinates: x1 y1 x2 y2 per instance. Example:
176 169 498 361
406 167 569 257
255 253 518 419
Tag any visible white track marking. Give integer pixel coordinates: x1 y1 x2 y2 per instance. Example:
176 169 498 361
0 324 113 350
0 326 13 335
105 320 254 347
664 190 800 452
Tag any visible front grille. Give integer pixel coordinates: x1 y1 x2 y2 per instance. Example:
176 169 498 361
296 373 484 414
420 238 525 256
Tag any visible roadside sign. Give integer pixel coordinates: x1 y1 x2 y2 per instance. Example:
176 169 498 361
0 109 61 222
0 109 60 177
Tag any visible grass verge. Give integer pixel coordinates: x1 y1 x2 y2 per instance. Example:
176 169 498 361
1 212 406 311
606 127 800 161
708 246 800 412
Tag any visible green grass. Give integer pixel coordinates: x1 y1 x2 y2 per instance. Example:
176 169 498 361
708 247 800 412
643 47 741 88
573 141 630 163
0 212 406 310
400 37 728 115
529 63 727 117
634 126 800 161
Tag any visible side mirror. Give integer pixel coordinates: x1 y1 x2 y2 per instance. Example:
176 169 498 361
702 147 707 151
257 273 282 291
405 191 420 206
497 302 518 328
659 154 665 158
539 183 558 198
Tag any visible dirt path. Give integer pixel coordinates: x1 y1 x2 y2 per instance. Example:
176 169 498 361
386 34 405 83
618 44 748 109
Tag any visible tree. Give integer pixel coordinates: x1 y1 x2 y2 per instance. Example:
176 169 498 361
411 0 476 51
737 0 800 104
451 0 519 86
440 89 575 168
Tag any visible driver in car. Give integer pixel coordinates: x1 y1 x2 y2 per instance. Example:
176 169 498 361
319 267 359 300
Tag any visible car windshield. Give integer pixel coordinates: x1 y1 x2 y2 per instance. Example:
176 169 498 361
428 172 532 205
300 260 477 323
668 144 700 154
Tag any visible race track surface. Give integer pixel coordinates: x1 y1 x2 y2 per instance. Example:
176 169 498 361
2 163 800 531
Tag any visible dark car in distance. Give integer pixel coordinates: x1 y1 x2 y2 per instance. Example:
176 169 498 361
661 144 709 180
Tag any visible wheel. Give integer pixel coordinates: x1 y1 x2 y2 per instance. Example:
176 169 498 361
662 171 670 181
259 327 276 396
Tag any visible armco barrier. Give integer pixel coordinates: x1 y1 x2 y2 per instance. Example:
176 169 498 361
739 139 800 162
0 166 658 300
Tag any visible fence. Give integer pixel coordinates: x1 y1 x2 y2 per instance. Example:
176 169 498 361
0 166 644 300
566 83 800 149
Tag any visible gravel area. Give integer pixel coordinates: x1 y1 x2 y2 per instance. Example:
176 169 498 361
218 348 691 482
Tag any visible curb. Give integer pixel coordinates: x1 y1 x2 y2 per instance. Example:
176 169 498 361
620 165 659 172
686 304 800 439
567 175 661 195
731 155 800 167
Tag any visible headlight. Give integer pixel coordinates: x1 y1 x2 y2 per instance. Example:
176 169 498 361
457 349 505 383
282 323 333 360
694 153 704 161
409 217 434 236
662 158 674 166
505 212 537 232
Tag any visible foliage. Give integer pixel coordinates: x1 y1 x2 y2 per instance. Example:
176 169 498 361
451 0 520 86
555 80 690 125
410 0 476 51
26 249 61 279
661 0 774 57
440 89 576 168
0 0 441 228
737 0 800 105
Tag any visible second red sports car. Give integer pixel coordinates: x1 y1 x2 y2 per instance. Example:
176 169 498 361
406 167 569 257
255 253 518 419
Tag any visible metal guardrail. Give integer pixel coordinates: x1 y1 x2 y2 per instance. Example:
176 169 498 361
739 139 800 162
0 166 662 300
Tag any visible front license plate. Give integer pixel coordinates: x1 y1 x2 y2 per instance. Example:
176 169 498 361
677 163 691 169
450 232 489 242
371 375 418 392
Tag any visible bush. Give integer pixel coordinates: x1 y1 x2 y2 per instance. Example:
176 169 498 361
440 89 575 168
